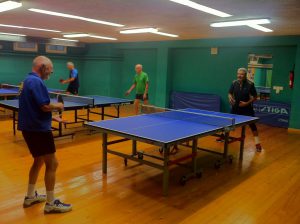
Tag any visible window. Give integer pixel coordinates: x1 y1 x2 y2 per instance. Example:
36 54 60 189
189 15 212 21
248 54 273 100
13 42 38 52
45 44 67 54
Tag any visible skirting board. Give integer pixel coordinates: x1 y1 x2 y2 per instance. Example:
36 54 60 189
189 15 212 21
288 128 300 134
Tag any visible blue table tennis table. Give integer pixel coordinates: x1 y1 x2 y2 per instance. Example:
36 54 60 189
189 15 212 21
86 107 258 195
0 83 65 99
0 94 133 138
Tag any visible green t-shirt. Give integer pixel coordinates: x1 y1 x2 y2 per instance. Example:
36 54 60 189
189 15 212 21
133 72 149 94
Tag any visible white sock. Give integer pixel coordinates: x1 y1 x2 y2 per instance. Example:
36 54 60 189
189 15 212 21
46 191 55 203
26 184 35 198
254 136 260 145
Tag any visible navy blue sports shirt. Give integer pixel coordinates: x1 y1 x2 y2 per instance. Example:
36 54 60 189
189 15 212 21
68 68 79 89
18 72 52 132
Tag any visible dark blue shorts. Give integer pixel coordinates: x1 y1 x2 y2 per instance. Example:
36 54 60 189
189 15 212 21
22 131 56 157
67 86 79 95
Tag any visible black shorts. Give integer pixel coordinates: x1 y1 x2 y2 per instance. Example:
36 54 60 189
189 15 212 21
231 106 255 117
135 94 149 101
67 86 79 95
22 131 56 158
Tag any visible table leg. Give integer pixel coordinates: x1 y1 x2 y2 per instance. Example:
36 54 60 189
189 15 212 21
13 111 16 135
101 107 104 120
117 105 120 118
224 131 229 158
59 111 62 137
192 138 198 173
239 126 246 160
132 140 137 155
102 133 108 174
162 145 170 196
87 108 90 121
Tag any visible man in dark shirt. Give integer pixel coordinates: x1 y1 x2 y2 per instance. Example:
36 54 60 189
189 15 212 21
60 62 79 95
228 67 262 152
19 56 72 213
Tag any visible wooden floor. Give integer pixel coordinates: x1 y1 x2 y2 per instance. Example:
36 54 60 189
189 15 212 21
0 106 300 224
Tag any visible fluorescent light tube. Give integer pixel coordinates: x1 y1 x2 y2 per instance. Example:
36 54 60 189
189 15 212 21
120 28 158 34
63 33 89 38
89 35 117 40
210 19 271 27
169 0 231 17
0 32 25 36
247 24 273 32
150 31 178 37
52 38 79 42
0 1 22 13
63 33 117 40
0 23 61 32
28 8 124 27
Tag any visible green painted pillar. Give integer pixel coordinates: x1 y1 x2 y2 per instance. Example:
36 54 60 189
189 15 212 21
254 68 266 86
289 42 300 129
266 70 272 87
155 47 169 107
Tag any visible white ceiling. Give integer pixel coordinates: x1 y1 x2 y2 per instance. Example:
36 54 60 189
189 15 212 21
0 0 299 43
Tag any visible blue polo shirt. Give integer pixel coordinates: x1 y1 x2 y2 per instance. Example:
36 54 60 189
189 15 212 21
68 68 79 89
18 72 52 132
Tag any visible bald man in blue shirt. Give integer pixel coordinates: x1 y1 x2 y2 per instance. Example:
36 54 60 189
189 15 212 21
19 56 72 213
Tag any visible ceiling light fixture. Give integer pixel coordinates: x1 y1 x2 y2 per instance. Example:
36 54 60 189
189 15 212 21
247 24 273 32
151 31 178 37
52 38 79 42
28 8 124 27
0 31 25 36
120 28 178 38
0 23 61 32
63 33 89 38
89 35 117 40
120 28 158 34
0 1 22 13
169 0 231 17
210 19 270 27
210 19 273 32
63 33 117 40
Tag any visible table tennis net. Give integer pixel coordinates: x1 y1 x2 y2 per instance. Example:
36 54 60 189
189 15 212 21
0 84 20 91
51 93 94 107
141 105 235 127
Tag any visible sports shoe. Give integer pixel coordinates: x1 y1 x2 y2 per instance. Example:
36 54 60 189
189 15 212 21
23 191 46 208
256 144 262 152
44 199 72 213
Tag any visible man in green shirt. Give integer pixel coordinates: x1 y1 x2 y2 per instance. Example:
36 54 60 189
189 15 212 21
126 64 149 114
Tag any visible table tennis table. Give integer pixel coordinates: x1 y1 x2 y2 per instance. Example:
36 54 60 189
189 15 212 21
86 107 258 196
0 84 65 114
0 94 133 138
0 83 65 99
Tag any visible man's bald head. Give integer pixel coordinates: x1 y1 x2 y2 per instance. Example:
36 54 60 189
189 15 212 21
135 64 143 74
32 56 53 80
67 61 74 70
33 56 52 68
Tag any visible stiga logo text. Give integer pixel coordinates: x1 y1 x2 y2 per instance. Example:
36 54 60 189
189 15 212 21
254 105 290 115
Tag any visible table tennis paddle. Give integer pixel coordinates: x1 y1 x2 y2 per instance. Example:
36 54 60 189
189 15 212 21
59 79 64 83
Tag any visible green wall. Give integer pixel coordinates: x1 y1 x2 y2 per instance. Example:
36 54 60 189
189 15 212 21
82 36 300 128
169 46 296 111
290 41 300 129
1 36 300 129
0 42 85 94
119 48 157 101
